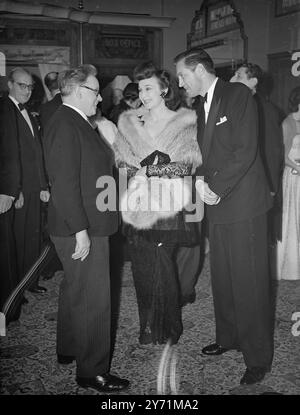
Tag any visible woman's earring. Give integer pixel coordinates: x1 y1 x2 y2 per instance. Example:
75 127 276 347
161 90 167 99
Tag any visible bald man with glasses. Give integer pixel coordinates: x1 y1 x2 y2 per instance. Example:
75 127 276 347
0 67 49 316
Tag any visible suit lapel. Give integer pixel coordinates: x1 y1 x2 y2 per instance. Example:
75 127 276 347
202 96 221 162
29 113 40 139
202 79 225 162
196 101 205 151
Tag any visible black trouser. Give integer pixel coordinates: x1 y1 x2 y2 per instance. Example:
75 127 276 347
51 235 111 377
0 208 18 311
13 191 41 288
209 213 274 369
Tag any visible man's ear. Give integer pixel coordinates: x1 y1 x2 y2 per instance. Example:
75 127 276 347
194 63 205 77
7 80 13 91
74 85 82 99
249 77 258 90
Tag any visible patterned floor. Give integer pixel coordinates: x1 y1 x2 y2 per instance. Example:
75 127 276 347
0 254 300 395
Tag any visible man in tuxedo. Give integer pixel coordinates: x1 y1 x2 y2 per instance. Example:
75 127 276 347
0 94 19 315
39 71 62 130
0 68 49 299
44 64 129 393
230 63 284 243
175 48 274 385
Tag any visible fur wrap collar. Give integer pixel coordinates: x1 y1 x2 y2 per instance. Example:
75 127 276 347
113 107 202 172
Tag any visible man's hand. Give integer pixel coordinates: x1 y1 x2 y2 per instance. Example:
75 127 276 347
72 229 91 262
196 179 220 205
0 194 14 214
15 192 24 209
40 190 50 203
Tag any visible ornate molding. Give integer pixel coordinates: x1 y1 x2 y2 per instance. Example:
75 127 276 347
0 0 176 28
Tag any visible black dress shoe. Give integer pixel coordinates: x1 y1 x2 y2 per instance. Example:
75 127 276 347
29 285 47 294
76 373 130 392
57 354 75 364
240 367 268 385
180 290 196 307
202 342 229 355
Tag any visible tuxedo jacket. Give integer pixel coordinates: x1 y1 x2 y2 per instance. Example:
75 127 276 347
0 96 47 198
196 79 272 225
254 93 284 194
39 93 62 132
44 105 118 237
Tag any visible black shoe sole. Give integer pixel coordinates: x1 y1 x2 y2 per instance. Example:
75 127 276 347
76 380 129 392
57 355 75 364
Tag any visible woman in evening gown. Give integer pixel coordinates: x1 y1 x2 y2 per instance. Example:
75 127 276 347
98 62 202 344
277 86 300 280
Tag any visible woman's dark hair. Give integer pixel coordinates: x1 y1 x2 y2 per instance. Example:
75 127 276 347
133 61 181 110
123 82 139 102
288 86 300 113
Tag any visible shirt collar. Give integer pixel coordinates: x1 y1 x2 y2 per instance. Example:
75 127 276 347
63 103 88 121
205 77 218 108
9 95 23 109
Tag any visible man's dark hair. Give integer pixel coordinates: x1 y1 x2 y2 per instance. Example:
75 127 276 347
44 71 59 92
122 82 139 102
239 63 263 85
174 47 215 75
288 86 300 113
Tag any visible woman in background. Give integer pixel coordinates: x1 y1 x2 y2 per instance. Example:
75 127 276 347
277 86 300 280
109 82 141 125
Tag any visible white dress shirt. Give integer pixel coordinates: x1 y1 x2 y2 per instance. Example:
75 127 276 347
203 77 221 204
9 95 34 136
204 77 218 123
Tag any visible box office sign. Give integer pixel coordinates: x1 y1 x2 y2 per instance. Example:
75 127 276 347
96 34 149 59
276 0 300 16
207 2 238 36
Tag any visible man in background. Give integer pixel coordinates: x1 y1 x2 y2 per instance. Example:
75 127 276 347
39 71 62 130
0 67 49 303
230 63 284 223
39 71 63 281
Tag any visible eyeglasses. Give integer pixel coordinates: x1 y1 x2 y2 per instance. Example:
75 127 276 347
80 85 99 97
13 81 35 91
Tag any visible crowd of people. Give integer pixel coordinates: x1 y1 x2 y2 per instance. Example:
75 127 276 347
0 45 299 392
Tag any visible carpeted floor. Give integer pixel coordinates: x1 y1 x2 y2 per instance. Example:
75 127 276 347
0 253 300 395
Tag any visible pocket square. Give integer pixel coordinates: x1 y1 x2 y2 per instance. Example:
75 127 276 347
216 116 227 126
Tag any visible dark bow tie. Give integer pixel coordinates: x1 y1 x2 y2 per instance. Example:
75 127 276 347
18 103 26 111
201 93 208 103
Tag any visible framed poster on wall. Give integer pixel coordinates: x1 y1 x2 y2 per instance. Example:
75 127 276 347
207 1 238 36
275 0 300 16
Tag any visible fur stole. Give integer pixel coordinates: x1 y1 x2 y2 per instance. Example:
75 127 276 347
113 107 202 229
113 107 202 172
